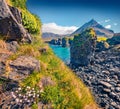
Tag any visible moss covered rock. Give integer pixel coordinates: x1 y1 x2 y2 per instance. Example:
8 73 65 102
70 28 97 66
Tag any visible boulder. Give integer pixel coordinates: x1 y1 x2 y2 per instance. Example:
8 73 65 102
1 56 40 81
99 81 112 88
0 0 32 43
70 28 97 66
96 41 110 52
6 41 19 53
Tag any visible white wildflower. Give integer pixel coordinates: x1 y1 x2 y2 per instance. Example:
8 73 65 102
27 100 30 103
11 92 16 98
37 94 39 97
19 99 22 103
18 87 21 91
32 88 34 90
15 98 19 103
15 90 18 93
27 86 31 89
18 94 22 97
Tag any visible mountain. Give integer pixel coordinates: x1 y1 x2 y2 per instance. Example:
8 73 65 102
42 32 61 39
71 19 114 38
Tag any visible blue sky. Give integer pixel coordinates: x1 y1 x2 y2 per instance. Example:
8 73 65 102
27 0 120 34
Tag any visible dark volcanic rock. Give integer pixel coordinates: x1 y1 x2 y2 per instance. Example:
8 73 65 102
0 0 32 43
62 37 69 47
49 39 58 45
57 38 62 45
96 41 110 52
9 5 22 24
107 33 120 46
71 46 120 108
70 28 97 66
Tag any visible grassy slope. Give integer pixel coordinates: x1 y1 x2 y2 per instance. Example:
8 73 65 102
4 0 98 108
9 36 98 109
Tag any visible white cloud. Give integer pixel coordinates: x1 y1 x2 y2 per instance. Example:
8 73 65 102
42 23 78 35
114 23 118 26
105 25 111 29
105 19 111 23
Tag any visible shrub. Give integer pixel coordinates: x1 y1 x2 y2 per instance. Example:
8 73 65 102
10 0 27 9
21 10 42 35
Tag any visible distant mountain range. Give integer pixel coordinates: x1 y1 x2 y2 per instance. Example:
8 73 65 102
42 32 69 39
42 32 61 39
42 19 114 39
71 19 114 38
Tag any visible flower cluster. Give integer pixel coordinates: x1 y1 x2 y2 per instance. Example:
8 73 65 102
11 86 43 106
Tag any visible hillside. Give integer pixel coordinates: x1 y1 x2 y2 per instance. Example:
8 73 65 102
71 19 114 38
0 0 98 109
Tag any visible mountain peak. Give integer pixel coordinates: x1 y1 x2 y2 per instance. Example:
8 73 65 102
89 19 98 24
86 19 99 27
71 19 114 38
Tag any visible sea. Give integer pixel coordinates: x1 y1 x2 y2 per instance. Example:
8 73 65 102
49 44 70 64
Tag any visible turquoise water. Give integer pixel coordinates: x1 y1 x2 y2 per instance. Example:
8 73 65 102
49 44 70 64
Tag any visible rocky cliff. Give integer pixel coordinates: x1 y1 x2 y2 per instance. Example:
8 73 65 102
0 0 32 43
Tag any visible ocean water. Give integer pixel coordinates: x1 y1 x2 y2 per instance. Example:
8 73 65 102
49 44 70 64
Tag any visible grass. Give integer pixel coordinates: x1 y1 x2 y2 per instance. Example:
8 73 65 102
0 40 7 49
7 35 98 109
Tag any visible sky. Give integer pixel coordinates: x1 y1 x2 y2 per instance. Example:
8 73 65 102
27 0 120 34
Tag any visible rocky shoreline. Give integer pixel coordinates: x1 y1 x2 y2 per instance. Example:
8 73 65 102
70 46 120 109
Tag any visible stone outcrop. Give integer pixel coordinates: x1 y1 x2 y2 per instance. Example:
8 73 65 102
0 56 40 81
10 56 40 80
62 37 69 47
0 0 32 43
49 39 58 45
70 28 97 66
49 37 71 47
